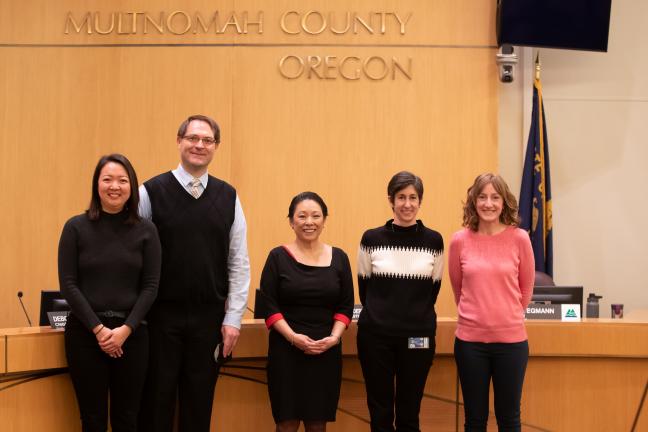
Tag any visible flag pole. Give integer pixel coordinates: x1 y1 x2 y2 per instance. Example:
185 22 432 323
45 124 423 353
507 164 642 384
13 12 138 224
535 52 541 80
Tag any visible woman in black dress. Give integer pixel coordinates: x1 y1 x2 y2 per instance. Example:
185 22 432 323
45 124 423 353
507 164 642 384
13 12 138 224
58 154 161 432
260 191 354 432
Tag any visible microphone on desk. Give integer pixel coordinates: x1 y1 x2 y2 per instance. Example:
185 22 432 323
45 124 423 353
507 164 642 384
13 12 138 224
17 291 33 327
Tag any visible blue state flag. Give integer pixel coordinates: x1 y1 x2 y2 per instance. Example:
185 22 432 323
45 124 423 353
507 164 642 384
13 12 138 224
519 78 553 276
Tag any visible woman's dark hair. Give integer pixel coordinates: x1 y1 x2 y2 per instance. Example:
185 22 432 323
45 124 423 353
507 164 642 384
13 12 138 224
462 173 520 231
87 153 141 224
387 171 424 204
287 191 328 219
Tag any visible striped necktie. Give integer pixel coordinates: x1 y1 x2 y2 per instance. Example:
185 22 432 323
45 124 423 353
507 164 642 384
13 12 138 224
190 178 201 198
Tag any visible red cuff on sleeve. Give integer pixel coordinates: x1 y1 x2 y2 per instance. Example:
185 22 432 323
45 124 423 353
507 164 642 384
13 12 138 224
333 313 351 327
265 313 284 329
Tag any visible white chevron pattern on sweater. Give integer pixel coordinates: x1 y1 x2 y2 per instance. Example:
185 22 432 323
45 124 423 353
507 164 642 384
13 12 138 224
358 245 444 282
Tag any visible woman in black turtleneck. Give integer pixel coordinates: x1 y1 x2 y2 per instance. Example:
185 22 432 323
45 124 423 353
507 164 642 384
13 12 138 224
58 153 161 432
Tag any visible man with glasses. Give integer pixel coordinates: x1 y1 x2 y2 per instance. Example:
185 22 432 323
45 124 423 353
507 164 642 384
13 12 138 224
138 114 250 432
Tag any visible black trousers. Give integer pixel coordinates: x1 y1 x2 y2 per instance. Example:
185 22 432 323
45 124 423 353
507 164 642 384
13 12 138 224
454 338 529 432
357 328 435 432
139 302 223 432
64 314 149 432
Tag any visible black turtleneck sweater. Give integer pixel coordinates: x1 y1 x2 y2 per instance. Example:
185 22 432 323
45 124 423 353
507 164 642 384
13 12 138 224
357 219 444 337
58 211 161 331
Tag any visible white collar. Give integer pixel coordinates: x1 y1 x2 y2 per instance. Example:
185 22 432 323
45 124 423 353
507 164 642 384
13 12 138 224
174 164 208 187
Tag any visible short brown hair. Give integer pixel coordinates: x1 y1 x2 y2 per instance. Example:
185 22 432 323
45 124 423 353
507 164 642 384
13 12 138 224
387 171 424 204
177 114 220 144
462 173 520 231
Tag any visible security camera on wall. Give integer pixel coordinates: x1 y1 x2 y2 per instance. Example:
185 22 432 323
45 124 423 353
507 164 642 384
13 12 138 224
496 44 518 83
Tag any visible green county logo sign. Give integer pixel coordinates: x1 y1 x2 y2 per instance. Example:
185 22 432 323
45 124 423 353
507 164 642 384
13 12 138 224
565 308 578 318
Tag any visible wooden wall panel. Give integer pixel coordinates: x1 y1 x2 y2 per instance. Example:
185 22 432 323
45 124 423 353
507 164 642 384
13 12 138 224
0 0 492 46
0 0 496 329
0 336 5 373
0 47 235 328
231 46 497 317
527 320 648 357
0 374 81 432
6 333 66 373
522 358 648 431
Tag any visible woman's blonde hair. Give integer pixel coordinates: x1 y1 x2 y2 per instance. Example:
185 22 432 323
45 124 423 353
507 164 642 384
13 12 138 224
462 173 520 231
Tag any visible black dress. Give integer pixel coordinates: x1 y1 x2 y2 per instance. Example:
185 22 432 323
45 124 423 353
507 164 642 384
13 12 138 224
260 246 354 423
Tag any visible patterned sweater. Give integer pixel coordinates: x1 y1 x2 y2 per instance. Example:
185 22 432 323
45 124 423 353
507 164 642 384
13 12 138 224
357 220 444 337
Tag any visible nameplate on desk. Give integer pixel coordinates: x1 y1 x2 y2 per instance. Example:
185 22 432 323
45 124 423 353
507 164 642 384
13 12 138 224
47 311 68 329
352 305 363 321
525 304 581 321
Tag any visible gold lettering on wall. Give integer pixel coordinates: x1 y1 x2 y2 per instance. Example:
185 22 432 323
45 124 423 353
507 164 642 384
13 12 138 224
307 56 323 78
322 56 337 79
144 13 164 34
167 11 192 35
117 13 130 34
64 11 265 35
279 11 412 35
64 12 92 34
393 12 412 34
340 57 361 80
93 13 115 35
353 15 374 34
65 10 409 36
130 12 144 33
280 11 300 35
329 12 351 34
63 10 414 82
363 56 388 80
278 55 412 81
243 12 264 34
193 12 221 33
301 11 327 35
392 57 413 80
278 55 304 79
221 12 243 33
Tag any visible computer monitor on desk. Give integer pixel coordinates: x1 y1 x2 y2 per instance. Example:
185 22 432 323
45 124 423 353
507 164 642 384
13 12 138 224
39 290 70 326
531 286 584 309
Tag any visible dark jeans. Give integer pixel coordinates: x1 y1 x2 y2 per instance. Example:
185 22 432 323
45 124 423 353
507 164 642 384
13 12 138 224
357 328 435 432
64 314 149 432
454 338 529 432
139 302 223 432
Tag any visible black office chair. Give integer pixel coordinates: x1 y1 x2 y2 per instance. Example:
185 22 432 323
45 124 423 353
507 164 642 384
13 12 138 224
534 271 555 287
39 291 70 326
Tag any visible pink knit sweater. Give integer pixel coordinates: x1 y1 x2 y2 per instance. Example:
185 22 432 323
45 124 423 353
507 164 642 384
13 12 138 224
448 226 535 343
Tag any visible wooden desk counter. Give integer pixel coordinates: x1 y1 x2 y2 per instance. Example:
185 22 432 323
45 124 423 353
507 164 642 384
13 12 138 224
234 317 648 359
1 326 66 374
2 319 647 431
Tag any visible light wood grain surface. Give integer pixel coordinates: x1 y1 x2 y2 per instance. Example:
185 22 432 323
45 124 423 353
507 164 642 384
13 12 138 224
2 319 647 431
0 0 496 331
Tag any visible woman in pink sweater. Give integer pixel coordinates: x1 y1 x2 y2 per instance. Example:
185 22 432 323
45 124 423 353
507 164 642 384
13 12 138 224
448 173 535 432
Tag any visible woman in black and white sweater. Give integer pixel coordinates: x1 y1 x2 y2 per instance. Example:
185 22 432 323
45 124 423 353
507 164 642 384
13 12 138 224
357 171 444 432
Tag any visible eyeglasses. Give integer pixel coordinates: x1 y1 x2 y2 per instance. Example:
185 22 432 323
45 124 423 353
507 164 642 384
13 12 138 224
182 135 217 146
